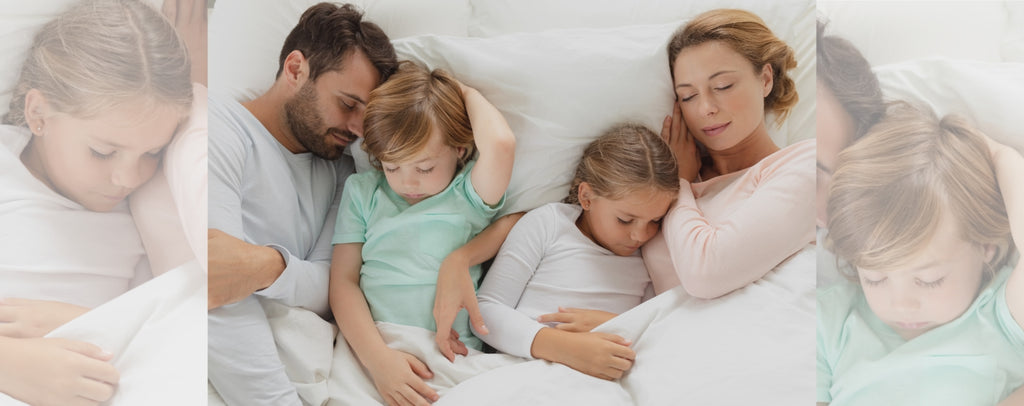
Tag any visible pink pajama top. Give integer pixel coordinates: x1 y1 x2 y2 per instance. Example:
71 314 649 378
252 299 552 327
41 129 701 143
642 139 815 298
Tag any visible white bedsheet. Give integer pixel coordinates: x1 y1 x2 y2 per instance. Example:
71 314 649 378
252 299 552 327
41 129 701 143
209 245 815 405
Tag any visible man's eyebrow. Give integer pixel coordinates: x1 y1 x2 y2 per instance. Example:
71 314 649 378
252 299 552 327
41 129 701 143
340 92 366 106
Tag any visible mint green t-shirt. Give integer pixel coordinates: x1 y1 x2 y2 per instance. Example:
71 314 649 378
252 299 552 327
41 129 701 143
817 269 1024 405
333 160 502 350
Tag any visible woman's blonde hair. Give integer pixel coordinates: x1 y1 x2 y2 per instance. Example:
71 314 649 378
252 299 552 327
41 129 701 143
667 9 798 126
362 61 473 170
565 123 680 205
3 0 193 126
826 102 1013 282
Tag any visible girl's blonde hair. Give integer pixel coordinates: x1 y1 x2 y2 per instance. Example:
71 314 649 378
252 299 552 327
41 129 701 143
361 61 473 170
826 102 1013 282
667 8 798 126
3 0 193 126
565 123 680 205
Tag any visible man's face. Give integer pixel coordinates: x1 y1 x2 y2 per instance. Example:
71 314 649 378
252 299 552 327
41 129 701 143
283 51 380 160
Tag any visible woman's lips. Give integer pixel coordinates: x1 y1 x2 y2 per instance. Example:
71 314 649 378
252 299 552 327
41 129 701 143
702 122 730 137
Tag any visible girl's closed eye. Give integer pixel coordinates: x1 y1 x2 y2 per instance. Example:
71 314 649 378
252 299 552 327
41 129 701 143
617 217 633 225
90 148 114 160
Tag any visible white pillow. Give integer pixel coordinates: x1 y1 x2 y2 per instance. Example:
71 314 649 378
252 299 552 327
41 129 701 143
818 1 1009 65
0 0 166 119
874 59 1024 152
208 0 471 102
386 19 814 216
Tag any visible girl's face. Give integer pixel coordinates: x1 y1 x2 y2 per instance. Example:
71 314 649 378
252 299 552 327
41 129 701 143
672 41 773 152
857 213 992 341
577 185 676 257
24 97 180 212
380 127 463 205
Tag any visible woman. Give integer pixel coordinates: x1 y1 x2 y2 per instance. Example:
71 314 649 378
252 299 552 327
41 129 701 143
644 8 816 299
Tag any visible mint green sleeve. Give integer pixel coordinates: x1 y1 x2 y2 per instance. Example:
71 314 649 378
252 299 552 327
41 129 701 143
817 291 834 403
332 173 369 245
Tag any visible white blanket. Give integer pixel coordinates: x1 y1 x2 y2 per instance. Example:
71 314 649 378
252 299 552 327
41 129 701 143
209 245 815 405
0 261 207 406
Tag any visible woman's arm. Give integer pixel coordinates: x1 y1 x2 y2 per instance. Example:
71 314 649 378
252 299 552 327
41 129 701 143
434 211 525 362
987 139 1023 331
329 243 439 405
462 84 516 206
662 140 815 299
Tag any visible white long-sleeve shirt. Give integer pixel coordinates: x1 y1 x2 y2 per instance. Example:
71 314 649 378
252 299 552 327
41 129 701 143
477 203 651 359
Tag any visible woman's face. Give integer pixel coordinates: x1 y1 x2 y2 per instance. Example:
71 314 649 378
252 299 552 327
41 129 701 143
857 213 992 341
672 41 773 152
25 98 180 212
816 81 856 229
577 185 676 257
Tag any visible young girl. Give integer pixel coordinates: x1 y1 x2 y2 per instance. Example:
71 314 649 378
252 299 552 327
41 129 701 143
329 61 515 405
476 123 679 381
819 103 1024 405
0 0 199 404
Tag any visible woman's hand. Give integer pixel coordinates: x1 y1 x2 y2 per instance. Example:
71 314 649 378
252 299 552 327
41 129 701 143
662 101 701 182
531 328 636 381
433 251 487 362
537 307 616 333
0 298 89 338
364 348 439 406
0 337 120 406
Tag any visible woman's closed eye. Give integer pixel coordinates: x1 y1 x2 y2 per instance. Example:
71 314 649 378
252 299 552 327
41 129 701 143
714 84 733 91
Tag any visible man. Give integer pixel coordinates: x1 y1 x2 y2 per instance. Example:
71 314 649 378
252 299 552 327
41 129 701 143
206 3 397 405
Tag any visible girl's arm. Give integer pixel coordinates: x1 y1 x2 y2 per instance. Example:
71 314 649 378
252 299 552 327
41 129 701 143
329 243 438 405
988 140 1023 331
0 336 119 406
462 84 516 206
530 328 635 381
434 211 525 362
0 298 89 338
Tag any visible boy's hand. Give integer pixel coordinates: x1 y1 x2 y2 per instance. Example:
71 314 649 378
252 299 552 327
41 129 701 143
0 298 89 338
662 101 701 182
365 348 439 406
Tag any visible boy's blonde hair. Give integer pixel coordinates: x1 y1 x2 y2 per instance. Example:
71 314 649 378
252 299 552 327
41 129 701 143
667 8 799 126
826 103 1013 282
361 61 474 170
565 123 680 204
3 0 192 126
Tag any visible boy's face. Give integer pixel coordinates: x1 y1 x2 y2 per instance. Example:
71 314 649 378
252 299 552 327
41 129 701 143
857 214 991 340
25 101 179 212
380 128 462 205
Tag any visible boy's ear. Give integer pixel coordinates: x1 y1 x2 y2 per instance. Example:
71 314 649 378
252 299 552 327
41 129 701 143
982 243 997 263
24 89 50 136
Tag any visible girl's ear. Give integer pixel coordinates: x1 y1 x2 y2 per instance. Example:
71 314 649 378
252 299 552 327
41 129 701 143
578 182 593 210
24 89 50 136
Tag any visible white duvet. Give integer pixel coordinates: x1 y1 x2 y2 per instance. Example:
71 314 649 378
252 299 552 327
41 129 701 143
209 245 815 405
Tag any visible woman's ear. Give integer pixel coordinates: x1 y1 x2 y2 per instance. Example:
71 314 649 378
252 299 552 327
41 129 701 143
23 89 50 136
578 182 593 210
760 63 774 98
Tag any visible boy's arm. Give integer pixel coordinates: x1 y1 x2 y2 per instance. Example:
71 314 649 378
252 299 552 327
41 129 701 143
329 243 439 405
434 211 525 361
462 84 516 206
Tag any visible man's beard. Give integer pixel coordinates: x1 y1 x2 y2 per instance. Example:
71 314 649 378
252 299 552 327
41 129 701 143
283 81 356 160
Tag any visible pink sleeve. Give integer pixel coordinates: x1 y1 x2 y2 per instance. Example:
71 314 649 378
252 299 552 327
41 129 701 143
663 141 815 299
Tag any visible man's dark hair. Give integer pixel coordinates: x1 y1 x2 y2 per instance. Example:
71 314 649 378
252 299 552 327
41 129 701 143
816 20 885 142
276 3 397 83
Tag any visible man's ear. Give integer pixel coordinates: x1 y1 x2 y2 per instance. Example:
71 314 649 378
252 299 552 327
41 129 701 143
23 89 50 136
281 50 310 91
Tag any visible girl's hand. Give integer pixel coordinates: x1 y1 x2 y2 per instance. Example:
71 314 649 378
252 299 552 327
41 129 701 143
537 307 616 333
0 298 89 338
433 251 487 362
0 337 120 406
558 331 636 380
662 101 701 182
365 348 439 406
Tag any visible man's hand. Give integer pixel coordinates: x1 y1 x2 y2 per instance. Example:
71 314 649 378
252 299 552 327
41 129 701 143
207 229 285 309
0 298 89 338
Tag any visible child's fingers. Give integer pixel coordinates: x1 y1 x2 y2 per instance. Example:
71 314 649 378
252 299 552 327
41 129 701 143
58 339 114 362
76 377 117 402
399 384 435 406
538 312 572 324
405 353 433 380
406 374 439 404
464 297 488 336
435 331 454 362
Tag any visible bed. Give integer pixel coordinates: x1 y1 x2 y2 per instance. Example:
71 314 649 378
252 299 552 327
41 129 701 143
205 0 818 404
